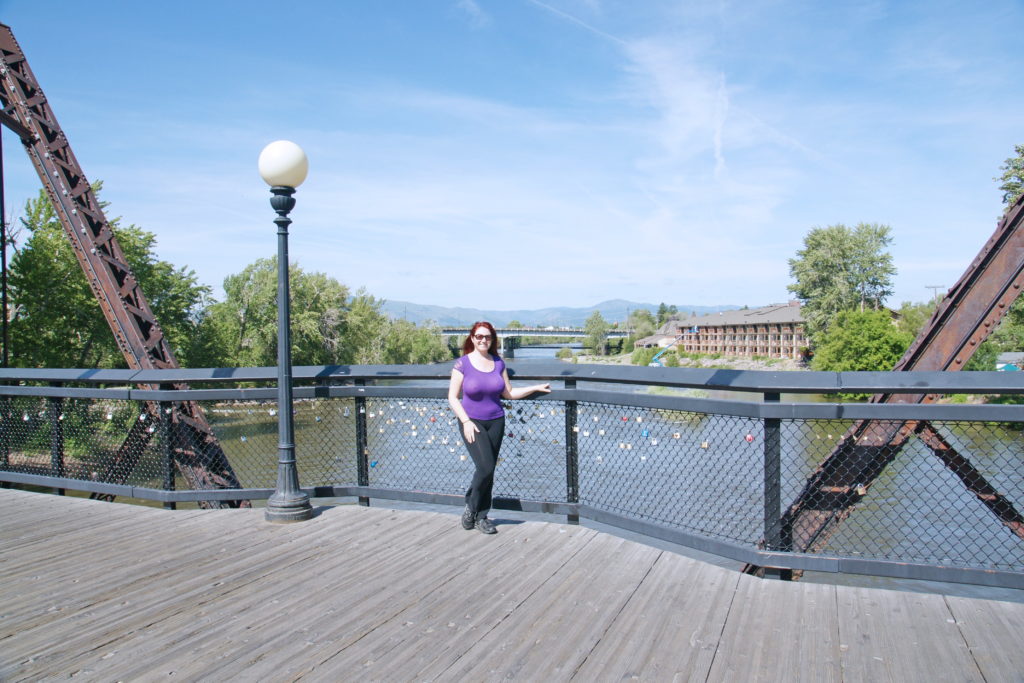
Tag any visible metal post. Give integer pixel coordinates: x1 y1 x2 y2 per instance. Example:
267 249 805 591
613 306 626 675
48 390 64 495
564 379 579 524
159 400 176 510
355 382 369 507
763 391 789 579
0 389 8 483
0 397 8 479
264 186 312 523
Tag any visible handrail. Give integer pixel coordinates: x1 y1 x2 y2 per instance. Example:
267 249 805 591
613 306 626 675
0 363 1022 394
0 382 1018 422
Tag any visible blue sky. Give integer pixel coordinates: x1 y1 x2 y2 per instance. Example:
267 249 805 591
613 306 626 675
0 0 1021 311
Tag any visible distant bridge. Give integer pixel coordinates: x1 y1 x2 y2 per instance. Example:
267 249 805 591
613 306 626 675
439 326 627 357
439 326 628 339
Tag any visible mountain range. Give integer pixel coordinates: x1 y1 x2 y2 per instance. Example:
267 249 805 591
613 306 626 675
380 299 739 328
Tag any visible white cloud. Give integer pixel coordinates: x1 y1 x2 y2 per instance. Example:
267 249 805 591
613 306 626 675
455 0 490 28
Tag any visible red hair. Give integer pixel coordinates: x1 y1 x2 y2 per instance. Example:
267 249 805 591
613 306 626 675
462 321 500 356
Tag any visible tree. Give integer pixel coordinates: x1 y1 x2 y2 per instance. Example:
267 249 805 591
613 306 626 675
506 319 524 329
628 309 657 339
996 143 1024 207
202 257 349 367
895 300 937 340
584 311 609 355
9 188 213 368
656 303 678 326
381 318 450 364
341 290 390 364
631 346 657 366
788 223 896 342
811 309 912 373
202 265 450 367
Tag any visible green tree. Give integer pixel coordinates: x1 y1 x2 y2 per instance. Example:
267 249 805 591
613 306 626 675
895 300 937 339
382 318 449 364
655 303 678 326
996 143 1024 207
341 290 389 364
203 266 450 367
506 319 524 329
556 346 574 360
584 311 609 356
788 223 896 342
9 188 212 368
811 309 912 373
628 309 657 339
631 346 657 366
203 257 349 367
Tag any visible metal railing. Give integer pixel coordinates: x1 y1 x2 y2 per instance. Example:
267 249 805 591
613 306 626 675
1 363 1022 589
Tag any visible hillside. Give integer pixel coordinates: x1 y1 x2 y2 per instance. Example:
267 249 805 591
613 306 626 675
380 299 739 327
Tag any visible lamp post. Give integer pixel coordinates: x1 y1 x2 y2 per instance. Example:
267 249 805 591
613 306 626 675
258 140 313 523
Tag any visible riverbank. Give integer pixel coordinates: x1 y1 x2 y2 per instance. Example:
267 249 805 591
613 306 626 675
572 352 805 372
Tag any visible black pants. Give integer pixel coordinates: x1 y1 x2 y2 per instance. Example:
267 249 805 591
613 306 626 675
461 416 505 516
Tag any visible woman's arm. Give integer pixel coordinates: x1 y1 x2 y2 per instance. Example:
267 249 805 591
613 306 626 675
448 369 479 443
501 369 551 400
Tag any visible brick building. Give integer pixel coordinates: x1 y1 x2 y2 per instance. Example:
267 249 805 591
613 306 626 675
638 301 808 360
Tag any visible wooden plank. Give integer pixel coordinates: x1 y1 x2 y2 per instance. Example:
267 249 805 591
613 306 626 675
190 514 540 681
1 505 404 677
573 552 740 681
708 574 841 681
2 489 1023 682
836 585 983 682
0 495 152 550
0 504 317 617
0 507 214 579
66 508 464 681
429 532 663 681
946 594 1024 681
311 521 599 680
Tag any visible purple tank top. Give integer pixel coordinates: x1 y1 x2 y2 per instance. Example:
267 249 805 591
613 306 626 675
454 354 506 420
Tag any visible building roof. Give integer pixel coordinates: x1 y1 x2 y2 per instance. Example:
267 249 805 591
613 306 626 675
672 302 804 328
635 333 676 347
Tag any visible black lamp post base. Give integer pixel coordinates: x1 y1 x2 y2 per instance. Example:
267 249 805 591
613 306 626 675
264 494 313 523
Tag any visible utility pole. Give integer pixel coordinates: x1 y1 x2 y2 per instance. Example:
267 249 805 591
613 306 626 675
925 285 944 304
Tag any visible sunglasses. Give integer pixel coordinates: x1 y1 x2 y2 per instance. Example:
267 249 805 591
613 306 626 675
472 334 492 341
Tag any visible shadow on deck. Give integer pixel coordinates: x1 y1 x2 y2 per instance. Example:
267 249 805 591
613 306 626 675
2 488 1023 681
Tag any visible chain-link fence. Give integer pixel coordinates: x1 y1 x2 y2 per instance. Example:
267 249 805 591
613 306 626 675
2 368 1023 584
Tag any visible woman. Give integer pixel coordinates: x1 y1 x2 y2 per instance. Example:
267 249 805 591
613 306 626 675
448 321 551 534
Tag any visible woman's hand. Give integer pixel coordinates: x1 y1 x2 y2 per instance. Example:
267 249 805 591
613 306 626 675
463 420 479 444
534 383 552 394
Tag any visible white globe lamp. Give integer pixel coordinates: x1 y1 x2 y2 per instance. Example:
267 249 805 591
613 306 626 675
258 140 308 188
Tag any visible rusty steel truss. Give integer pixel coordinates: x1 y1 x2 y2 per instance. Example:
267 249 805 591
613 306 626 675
0 23 247 507
746 194 1024 575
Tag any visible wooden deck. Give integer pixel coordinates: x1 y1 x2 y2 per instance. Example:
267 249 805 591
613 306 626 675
2 489 1023 682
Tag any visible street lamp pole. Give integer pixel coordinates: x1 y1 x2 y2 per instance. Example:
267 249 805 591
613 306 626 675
259 140 313 523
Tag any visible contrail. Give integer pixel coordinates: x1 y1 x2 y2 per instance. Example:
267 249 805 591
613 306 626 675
525 0 627 46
